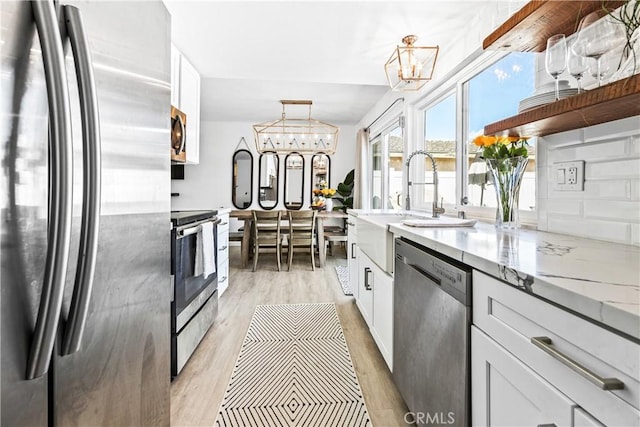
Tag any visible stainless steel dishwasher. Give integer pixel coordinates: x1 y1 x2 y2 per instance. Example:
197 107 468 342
393 237 471 426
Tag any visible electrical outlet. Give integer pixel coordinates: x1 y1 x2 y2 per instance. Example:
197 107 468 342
553 161 585 191
567 167 578 184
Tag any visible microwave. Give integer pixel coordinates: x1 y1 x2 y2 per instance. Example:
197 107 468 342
171 105 187 163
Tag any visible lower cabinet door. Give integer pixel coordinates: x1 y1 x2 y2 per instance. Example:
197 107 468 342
347 235 358 300
471 326 574 427
356 254 373 328
372 267 393 371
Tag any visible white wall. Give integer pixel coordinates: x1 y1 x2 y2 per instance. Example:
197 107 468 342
171 120 356 217
538 117 640 246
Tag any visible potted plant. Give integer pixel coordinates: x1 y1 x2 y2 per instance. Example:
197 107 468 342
332 169 354 212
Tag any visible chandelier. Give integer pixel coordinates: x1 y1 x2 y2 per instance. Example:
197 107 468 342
253 100 339 155
384 35 439 91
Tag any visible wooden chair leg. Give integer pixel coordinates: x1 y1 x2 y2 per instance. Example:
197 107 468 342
252 244 259 272
276 243 281 272
310 243 315 271
288 244 293 271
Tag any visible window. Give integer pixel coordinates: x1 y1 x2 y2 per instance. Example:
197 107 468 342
370 120 403 210
465 52 536 211
419 93 456 208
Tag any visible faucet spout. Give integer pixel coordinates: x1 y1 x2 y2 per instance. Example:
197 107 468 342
405 150 445 218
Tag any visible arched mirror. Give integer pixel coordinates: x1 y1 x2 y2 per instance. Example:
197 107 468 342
311 154 330 197
232 149 253 209
258 152 279 210
284 153 304 210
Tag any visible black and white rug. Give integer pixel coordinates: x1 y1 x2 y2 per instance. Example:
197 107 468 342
215 303 371 427
334 265 352 296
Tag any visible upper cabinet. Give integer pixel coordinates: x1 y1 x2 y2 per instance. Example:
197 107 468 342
482 1 639 138
171 44 201 164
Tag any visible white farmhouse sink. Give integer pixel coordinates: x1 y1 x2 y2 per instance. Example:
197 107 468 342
356 213 477 274
356 213 425 274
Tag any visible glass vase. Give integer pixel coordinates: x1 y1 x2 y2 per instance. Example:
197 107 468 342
486 156 529 230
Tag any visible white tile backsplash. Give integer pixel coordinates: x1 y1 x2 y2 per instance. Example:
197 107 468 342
539 116 640 246
587 159 640 180
546 199 583 215
574 139 627 160
584 200 640 221
546 217 630 244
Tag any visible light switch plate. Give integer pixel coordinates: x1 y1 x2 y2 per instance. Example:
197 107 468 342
553 161 585 191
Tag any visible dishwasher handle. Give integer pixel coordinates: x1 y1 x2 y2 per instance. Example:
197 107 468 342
407 262 442 287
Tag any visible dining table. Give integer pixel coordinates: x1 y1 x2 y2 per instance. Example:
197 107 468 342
230 209 348 268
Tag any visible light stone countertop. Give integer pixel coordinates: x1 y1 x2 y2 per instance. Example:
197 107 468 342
381 219 640 341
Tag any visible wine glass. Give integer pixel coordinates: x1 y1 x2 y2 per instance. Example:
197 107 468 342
588 53 614 85
572 10 626 87
545 34 568 101
567 41 587 93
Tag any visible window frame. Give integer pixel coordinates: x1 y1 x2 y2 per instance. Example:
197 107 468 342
369 117 404 210
409 49 538 226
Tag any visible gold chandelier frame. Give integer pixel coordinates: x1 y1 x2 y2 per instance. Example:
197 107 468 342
385 35 439 91
253 100 339 155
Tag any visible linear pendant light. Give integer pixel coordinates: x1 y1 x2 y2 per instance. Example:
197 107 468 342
253 100 339 155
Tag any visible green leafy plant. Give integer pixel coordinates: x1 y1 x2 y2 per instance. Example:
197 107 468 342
605 0 640 75
332 169 354 212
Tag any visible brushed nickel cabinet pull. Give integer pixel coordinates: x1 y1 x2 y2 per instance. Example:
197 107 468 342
531 336 624 390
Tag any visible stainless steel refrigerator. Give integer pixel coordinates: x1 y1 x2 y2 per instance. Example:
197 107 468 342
1 1 171 425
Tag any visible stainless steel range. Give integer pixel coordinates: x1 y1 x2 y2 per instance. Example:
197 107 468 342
170 210 220 377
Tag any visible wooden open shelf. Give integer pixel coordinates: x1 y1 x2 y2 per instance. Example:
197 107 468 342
484 74 640 137
483 1 626 52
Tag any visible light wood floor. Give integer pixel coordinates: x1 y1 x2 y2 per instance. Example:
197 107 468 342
170 245 410 426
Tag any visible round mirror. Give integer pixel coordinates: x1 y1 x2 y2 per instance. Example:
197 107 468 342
284 153 304 210
311 154 330 199
258 152 279 210
232 149 253 209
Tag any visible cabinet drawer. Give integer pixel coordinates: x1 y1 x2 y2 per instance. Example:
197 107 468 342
217 230 229 258
473 270 640 426
217 259 229 295
472 327 574 426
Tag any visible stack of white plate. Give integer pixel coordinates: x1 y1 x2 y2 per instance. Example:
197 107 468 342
518 80 579 113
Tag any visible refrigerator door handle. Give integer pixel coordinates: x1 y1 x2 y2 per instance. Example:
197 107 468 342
61 5 102 356
27 0 74 380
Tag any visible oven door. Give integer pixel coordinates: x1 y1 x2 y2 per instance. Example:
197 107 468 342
172 218 219 331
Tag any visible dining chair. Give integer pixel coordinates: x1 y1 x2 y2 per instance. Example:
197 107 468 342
252 210 282 272
287 210 317 271
323 224 348 257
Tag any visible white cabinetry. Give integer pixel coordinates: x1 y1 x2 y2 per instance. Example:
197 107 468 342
347 213 358 300
356 252 373 328
472 270 640 427
357 251 393 370
170 44 181 107
217 212 230 295
170 44 200 164
472 326 574 426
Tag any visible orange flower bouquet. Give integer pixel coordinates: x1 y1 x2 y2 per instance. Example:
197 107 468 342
472 135 529 160
472 135 530 230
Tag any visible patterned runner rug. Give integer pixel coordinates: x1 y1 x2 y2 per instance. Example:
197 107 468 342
215 303 371 426
334 265 353 296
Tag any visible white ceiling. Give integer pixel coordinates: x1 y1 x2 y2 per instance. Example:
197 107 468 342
164 1 512 125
